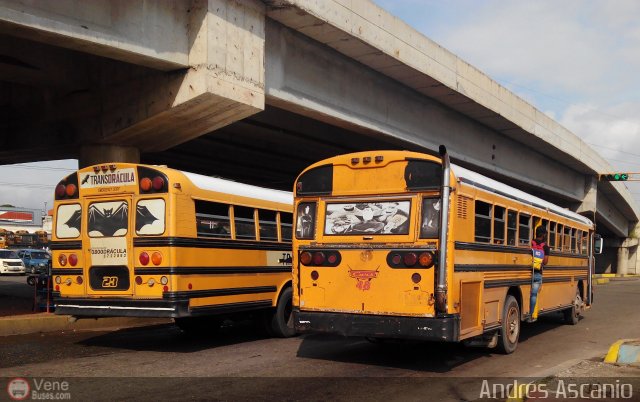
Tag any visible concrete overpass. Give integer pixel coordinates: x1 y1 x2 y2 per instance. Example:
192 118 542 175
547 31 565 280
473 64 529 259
0 0 638 273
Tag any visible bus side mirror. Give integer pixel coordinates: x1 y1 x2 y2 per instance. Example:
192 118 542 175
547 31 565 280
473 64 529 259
594 235 603 255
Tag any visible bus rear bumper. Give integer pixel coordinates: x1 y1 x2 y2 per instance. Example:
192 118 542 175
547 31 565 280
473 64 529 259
53 296 189 318
294 309 460 342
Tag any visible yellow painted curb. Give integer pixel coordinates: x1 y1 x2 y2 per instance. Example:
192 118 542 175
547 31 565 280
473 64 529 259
604 339 635 363
594 278 609 285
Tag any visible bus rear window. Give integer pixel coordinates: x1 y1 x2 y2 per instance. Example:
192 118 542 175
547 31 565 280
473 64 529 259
56 204 81 239
324 201 410 235
88 200 129 237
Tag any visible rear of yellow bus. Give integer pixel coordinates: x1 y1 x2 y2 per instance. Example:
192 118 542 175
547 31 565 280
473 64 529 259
293 150 459 341
51 163 175 317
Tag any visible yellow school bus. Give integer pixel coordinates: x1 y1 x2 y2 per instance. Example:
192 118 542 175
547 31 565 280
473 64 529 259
52 163 295 336
292 148 598 352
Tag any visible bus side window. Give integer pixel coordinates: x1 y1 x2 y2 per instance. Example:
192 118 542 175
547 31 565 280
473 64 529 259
493 206 506 244
570 228 577 253
549 222 557 249
557 224 564 251
258 209 278 241
518 214 530 246
280 212 293 242
195 200 231 238
563 226 571 252
474 200 492 243
234 206 257 240
507 210 517 246
581 231 588 255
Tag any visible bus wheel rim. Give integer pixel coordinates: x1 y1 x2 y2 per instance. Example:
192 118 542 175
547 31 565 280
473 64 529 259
507 306 519 343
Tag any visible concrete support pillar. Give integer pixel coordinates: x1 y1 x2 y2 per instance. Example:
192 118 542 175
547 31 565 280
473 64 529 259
617 246 629 275
79 145 140 168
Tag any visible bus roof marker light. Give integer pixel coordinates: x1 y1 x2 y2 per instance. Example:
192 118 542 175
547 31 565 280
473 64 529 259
101 165 109 172
152 176 165 191
140 177 152 192
351 158 360 165
363 156 372 164
65 184 77 197
109 164 117 171
93 166 100 173
55 184 66 198
375 155 384 163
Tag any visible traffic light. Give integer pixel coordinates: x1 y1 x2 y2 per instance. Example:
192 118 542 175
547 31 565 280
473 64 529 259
601 173 629 181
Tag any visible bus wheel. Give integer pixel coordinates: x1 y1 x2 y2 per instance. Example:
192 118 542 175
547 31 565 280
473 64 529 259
497 295 520 354
268 287 295 338
174 316 221 333
563 288 582 325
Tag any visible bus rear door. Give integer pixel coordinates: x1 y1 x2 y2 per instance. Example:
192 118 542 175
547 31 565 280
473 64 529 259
83 196 134 296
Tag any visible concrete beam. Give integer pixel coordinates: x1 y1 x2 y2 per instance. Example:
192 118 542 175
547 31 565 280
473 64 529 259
265 21 586 202
102 0 266 152
79 144 140 168
0 0 190 71
597 193 630 237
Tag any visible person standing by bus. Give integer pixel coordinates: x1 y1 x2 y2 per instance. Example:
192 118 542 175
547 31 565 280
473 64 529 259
529 226 549 322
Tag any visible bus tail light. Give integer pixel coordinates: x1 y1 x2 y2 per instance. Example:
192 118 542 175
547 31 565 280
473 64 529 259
55 184 66 198
58 254 67 267
411 273 422 284
135 276 143 285
163 285 168 292
387 250 436 268
312 252 326 265
300 250 341 266
55 276 61 284
299 251 313 266
68 254 78 267
418 252 435 268
151 252 162 266
311 270 319 280
403 252 417 267
160 276 168 285
55 285 60 291
148 278 155 287
76 276 83 285
139 252 150 266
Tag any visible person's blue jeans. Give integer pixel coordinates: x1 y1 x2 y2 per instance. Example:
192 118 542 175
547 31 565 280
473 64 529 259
530 271 543 317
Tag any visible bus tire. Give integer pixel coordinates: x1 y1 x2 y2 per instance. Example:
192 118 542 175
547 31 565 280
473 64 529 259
497 295 520 354
563 288 582 325
269 287 295 338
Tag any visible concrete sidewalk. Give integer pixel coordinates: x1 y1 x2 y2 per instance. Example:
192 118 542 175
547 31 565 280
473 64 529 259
592 273 640 285
0 313 171 337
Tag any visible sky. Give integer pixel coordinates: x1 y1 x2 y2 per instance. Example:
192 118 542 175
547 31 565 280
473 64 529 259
375 0 640 200
1 1 640 211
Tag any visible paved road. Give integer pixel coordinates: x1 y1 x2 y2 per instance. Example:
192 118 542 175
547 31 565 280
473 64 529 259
0 280 639 401
0 275 37 316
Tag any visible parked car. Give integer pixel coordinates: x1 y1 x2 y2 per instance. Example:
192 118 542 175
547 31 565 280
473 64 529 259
0 249 26 275
17 249 51 274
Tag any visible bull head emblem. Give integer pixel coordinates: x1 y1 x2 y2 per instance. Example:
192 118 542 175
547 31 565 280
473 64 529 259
348 266 379 291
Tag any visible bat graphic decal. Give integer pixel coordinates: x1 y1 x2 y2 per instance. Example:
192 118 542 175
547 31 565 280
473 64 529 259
88 202 129 237
64 209 82 232
81 174 90 185
136 205 158 232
